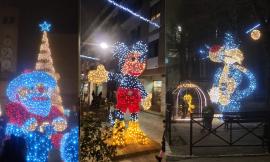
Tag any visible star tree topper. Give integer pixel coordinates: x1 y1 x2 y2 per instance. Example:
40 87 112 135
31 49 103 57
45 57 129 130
39 21 52 32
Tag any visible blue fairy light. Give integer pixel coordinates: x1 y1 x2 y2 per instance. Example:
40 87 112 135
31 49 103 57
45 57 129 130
107 0 160 28
245 23 261 34
60 127 79 162
199 33 256 112
6 71 56 117
5 123 52 162
39 21 52 32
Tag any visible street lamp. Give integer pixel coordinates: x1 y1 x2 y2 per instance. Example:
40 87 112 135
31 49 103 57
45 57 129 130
99 42 109 49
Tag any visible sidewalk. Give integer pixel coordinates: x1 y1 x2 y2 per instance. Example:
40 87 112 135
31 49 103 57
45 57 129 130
168 155 270 162
166 118 269 161
114 111 165 162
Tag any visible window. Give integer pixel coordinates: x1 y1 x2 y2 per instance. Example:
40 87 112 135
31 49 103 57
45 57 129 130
148 39 159 58
130 26 141 42
2 17 15 24
150 1 161 21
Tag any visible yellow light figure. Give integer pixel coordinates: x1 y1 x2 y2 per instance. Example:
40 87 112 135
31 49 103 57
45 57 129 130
125 121 149 145
183 94 195 113
141 93 152 110
110 119 126 146
250 29 261 40
88 64 109 85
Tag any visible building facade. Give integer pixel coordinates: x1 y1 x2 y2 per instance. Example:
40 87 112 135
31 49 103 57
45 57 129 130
80 0 166 115
165 0 270 119
0 5 18 112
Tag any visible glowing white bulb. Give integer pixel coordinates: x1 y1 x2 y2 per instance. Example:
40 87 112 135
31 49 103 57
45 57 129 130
100 42 109 49
177 25 182 32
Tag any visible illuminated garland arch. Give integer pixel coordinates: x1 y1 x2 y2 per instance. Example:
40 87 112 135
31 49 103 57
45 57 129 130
173 81 208 119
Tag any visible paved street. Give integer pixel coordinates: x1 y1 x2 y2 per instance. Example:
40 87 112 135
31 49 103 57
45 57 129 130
138 111 164 144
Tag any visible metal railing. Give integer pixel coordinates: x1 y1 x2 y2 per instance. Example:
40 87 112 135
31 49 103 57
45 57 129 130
190 112 270 155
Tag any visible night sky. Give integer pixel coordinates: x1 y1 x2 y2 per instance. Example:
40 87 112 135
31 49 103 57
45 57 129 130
14 0 78 72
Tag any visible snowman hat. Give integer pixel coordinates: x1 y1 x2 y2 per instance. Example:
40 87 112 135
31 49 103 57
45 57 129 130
6 71 56 102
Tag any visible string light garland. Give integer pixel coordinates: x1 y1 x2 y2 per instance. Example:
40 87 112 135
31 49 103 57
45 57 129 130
107 0 160 28
89 41 151 146
245 23 261 34
5 71 75 162
80 54 100 61
200 33 256 112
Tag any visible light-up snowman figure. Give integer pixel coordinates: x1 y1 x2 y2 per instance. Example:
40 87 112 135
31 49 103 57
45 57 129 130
5 71 78 162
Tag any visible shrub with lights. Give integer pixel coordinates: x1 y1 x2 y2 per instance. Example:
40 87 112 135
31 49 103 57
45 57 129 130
199 33 256 112
88 41 152 146
5 71 78 162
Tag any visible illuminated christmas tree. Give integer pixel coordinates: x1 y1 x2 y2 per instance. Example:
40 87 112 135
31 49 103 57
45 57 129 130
35 21 64 113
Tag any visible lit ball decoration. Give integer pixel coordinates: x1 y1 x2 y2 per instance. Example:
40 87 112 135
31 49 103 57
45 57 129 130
60 127 79 162
250 29 261 40
52 117 68 132
5 71 75 162
88 64 109 85
22 118 38 132
199 33 256 112
89 41 151 146
183 94 195 113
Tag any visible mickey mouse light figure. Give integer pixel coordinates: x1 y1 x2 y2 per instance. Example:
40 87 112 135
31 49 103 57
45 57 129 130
199 33 256 112
88 41 152 146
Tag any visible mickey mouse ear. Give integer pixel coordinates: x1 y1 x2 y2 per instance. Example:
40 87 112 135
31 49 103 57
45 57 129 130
132 41 148 54
112 42 129 60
